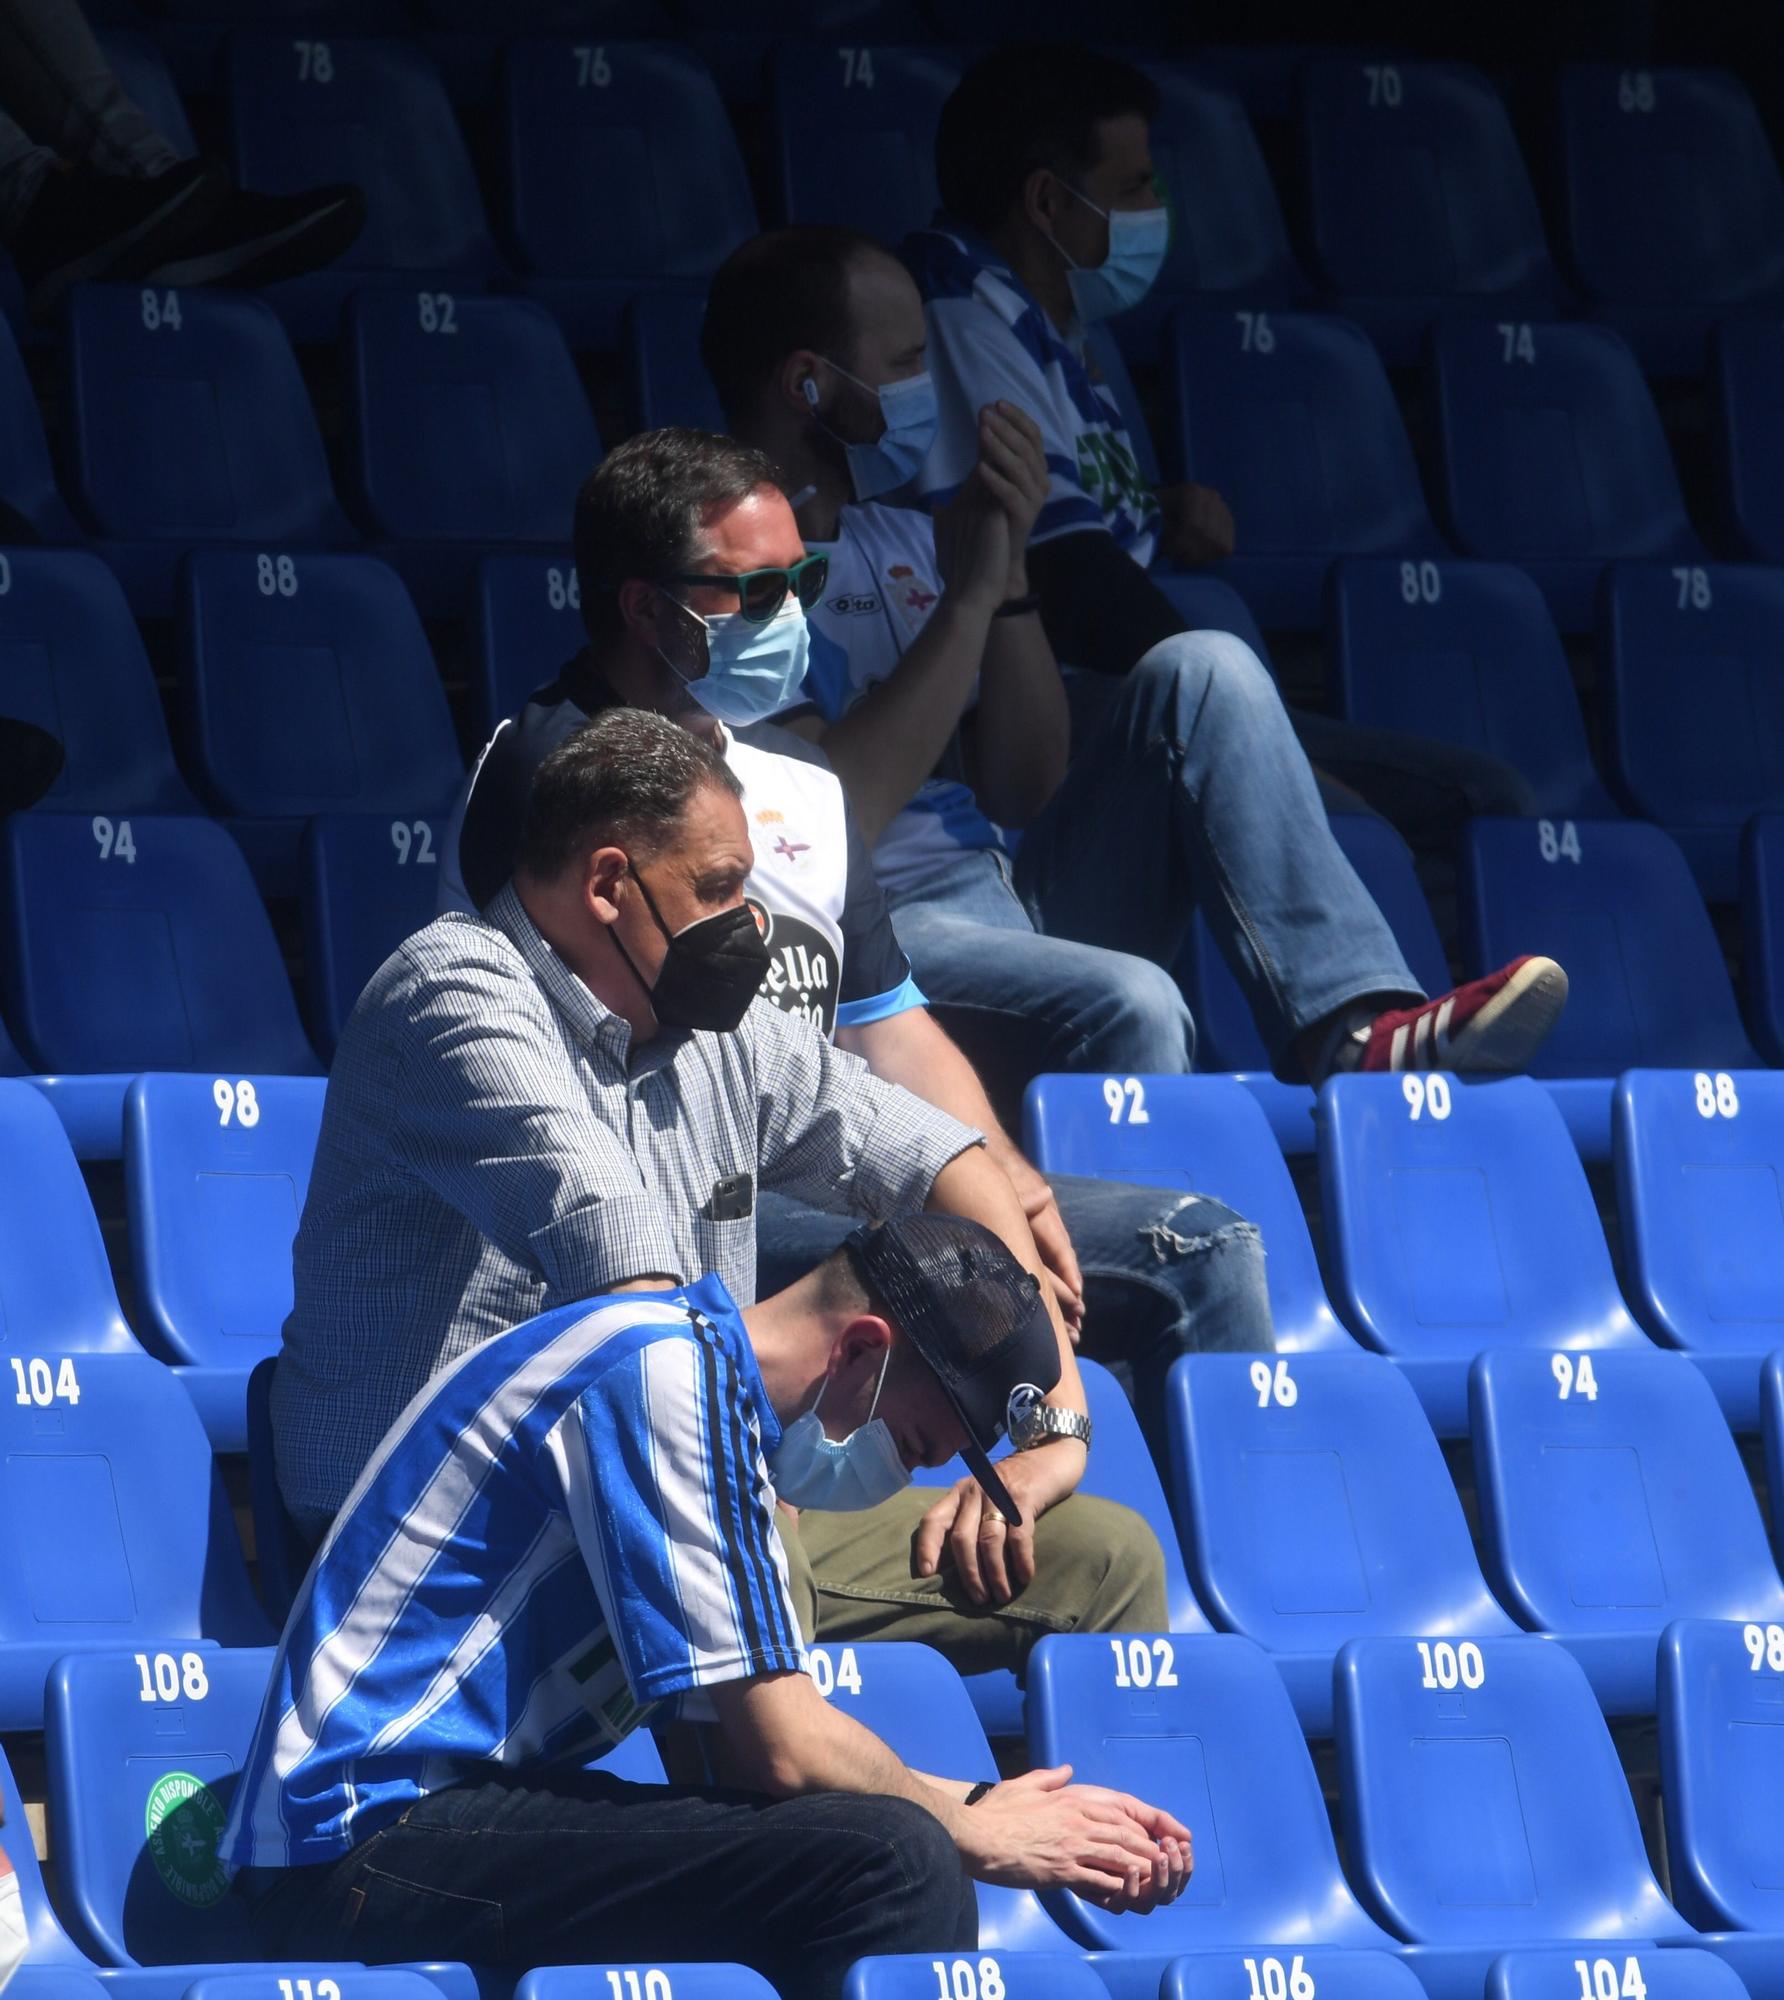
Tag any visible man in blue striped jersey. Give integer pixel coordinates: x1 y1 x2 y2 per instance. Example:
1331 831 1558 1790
225 1216 1191 1997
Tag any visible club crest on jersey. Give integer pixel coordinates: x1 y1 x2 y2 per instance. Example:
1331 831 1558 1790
773 835 811 865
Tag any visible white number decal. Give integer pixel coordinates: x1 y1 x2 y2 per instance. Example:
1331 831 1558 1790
1574 1961 1649 2000
0 553 13 595
1671 565 1712 610
806 1646 864 1699
9 1356 79 1407
390 820 436 866
1693 1071 1741 1120
604 1973 672 2000
1742 1623 1784 1672
1109 1637 1179 1688
1552 1352 1599 1401
1249 1358 1298 1408
573 44 612 87
417 291 459 335
1245 1959 1316 2000
1101 1076 1149 1125
1237 310 1276 354
255 552 298 598
1364 63 1403 106
91 815 135 863
133 1650 211 1704
1498 322 1537 364
546 564 582 612
1538 818 1582 864
839 47 876 88
1402 1074 1452 1122
213 1078 262 1129
277 1982 343 2000
139 288 181 331
1617 71 1656 113
931 1961 1006 2000
1417 1639 1485 1690
294 39 334 82
1399 559 1442 604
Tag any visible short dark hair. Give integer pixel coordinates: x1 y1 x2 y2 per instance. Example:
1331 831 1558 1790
572 428 781 645
702 225 889 428
935 43 1160 235
517 706 743 882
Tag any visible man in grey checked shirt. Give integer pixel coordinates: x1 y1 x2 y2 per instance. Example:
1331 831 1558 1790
274 705 1164 1664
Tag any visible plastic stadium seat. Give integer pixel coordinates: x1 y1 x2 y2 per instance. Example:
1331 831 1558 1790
302 813 450 1053
1745 814 1784 1065
124 1074 326 1452
1559 66 1784 376
1336 1636 1692 2000
624 291 724 437
1488 1950 1748 2000
1169 308 1445 628
1163 1954 1427 2000
503 40 758 345
1461 817 1760 1081
1026 1632 1398 1955
1148 571 1271 664
181 550 463 895
1470 1348 1784 1713
345 291 602 617
0 313 79 541
1169 1351 1516 1733
1329 558 1616 819
0 813 321 1157
1319 1074 1650 1435
518 1973 776 2000
0 1355 268 1727
1428 319 1702 633
1712 320 1784 562
1300 58 1564 364
97 31 197 157
227 34 502 342
63 285 353 616
186 1977 448 2000
1614 1070 1784 1429
474 552 586 734
846 1958 1106 2000
771 44 959 240
804 1642 1071 1952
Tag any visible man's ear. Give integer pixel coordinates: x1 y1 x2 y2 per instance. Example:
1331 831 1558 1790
616 577 661 641
584 843 630 925
1021 164 1065 234
779 349 824 420
832 1313 895 1381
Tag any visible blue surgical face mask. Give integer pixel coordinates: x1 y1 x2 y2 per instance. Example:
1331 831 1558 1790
806 360 939 502
1050 182 1170 323
770 1346 911 1512
657 591 811 727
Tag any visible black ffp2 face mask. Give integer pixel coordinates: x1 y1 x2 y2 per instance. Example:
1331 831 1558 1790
612 865 770 1034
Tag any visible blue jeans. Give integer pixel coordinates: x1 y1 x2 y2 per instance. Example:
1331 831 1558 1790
889 632 1422 1078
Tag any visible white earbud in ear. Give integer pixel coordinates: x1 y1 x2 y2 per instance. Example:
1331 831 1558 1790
801 377 820 409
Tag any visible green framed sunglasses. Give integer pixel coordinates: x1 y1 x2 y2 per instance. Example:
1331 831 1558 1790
666 552 830 626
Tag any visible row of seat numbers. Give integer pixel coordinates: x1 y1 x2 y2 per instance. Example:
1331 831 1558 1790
932 1961 1004 2000
1246 1958 1315 2000
10 1356 78 1406
1577 1962 1648 2000
1744 1623 1784 1671
134 1649 210 1703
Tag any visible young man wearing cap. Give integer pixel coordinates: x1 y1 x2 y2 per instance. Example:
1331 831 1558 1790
225 1218 1191 2000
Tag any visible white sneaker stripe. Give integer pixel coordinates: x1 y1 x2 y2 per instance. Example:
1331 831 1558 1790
1390 1021 1411 1069
1434 995 1456 1058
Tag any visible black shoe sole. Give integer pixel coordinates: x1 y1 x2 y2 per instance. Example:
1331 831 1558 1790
27 161 229 322
146 190 367 292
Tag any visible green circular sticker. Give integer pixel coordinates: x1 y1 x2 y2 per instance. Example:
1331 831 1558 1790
144 1771 229 1910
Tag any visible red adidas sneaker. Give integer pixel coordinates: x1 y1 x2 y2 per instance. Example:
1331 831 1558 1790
1357 955 1569 1073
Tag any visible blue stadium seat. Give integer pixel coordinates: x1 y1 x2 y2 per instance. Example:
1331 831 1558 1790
473 552 586 735
0 813 321 1159
771 44 959 239
1026 1632 1398 1955
1318 1073 1650 1435
0 1355 269 1728
624 292 724 437
1163 1954 1429 2000
1148 571 1271 663
1470 1348 1784 1713
1460 817 1760 1083
124 1074 326 1453
227 34 501 342
63 285 353 617
1428 319 1703 633
345 290 602 617
1559 66 1784 377
1024 1072 1353 1351
1336 1635 1692 2000
0 312 78 541
1598 562 1784 900
1488 1949 1748 2000
1745 814 1784 1065
1299 58 1564 365
1329 558 1617 819
517 1972 776 2000
181 550 462 895
1614 1070 1784 1428
97 31 196 158
1711 320 1784 562
1169 1351 1516 1733
503 40 758 346
0 1731 91 1964
0 551 201 818
1168 308 1445 628
303 813 449 1054
186 1977 447 2000
847 1958 1105 2000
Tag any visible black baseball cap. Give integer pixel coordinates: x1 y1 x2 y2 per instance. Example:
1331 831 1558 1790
846 1215 1061 1526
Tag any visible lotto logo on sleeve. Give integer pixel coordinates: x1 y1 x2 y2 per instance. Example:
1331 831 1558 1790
144 1771 231 1909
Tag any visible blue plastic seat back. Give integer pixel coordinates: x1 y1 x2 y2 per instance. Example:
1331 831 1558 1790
1430 319 1694 563
0 551 200 815
1027 1632 1394 1952
1149 571 1272 659
97 31 196 158
1151 65 1302 303
1170 309 1435 555
518 1971 777 2000
772 44 959 239
0 1078 139 1356
1329 558 1615 818
183 551 462 823
1489 1950 1747 2000
187 1977 447 2000
347 292 601 544
302 813 451 1054
847 1957 1107 2000
0 1735 86 1964
1460 817 1759 1077
1334 1634 1688 1944
1744 813 1784 1064
1659 1617 1784 1932
124 1073 325 1373
1614 1069 1784 1363
1167 1952 1428 2000
474 553 586 732
1022 1072 1347 1351
0 311 78 540
46 1645 274 1965
1559 66 1784 307
0 813 320 1077
0 1355 267 1729
228 36 496 278
65 285 344 544
1712 319 1784 562
625 291 725 435
504 40 757 280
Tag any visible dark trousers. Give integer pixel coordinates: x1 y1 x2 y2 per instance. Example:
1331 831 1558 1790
240 1766 976 2000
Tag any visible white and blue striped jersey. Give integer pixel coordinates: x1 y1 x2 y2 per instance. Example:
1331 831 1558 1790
224 1274 803 1871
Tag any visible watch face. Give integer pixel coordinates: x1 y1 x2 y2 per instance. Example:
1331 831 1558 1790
1006 1382 1047 1436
